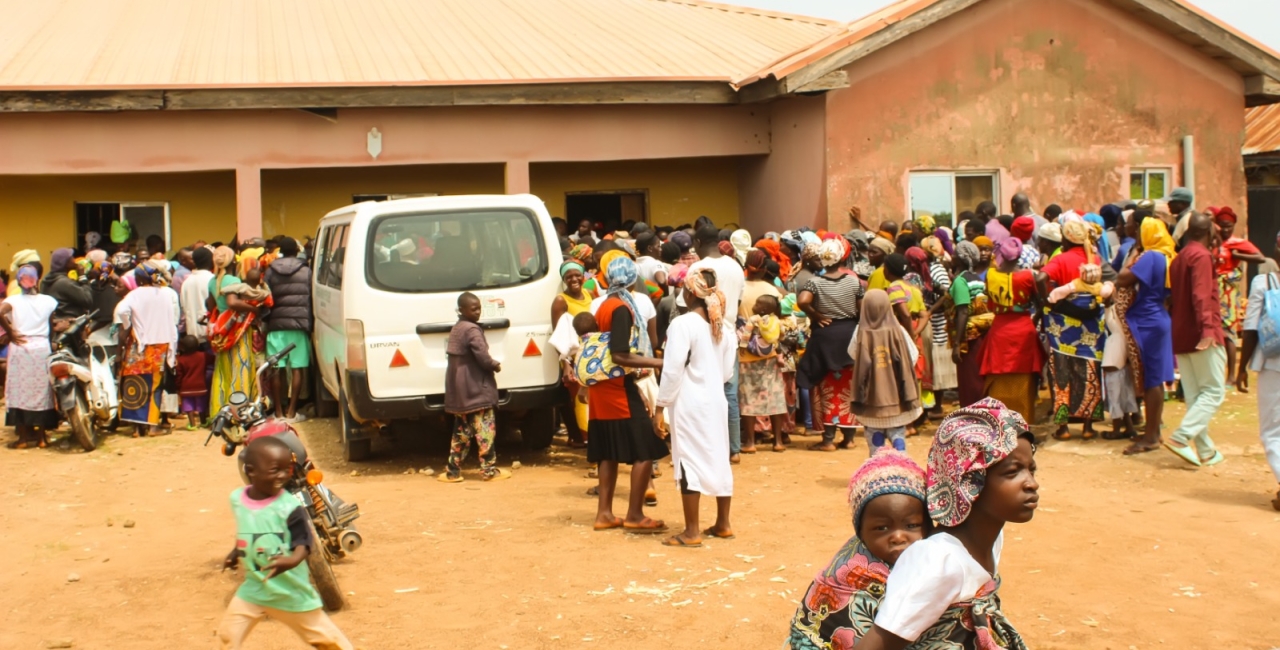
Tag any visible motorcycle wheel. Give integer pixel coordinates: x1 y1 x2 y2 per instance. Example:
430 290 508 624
67 391 97 452
307 548 346 612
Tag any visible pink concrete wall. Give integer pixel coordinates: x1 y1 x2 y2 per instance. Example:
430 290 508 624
823 0 1248 229
0 105 769 175
738 95 828 234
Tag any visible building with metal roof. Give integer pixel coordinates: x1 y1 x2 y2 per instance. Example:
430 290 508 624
0 0 1277 254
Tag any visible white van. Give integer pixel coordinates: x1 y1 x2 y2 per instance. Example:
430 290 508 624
311 195 564 461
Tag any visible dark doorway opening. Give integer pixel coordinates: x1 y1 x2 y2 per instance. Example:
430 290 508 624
1248 186 1280 284
565 190 648 237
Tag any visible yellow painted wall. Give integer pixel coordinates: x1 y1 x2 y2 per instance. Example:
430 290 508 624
260 164 506 239
530 157 741 227
0 171 236 263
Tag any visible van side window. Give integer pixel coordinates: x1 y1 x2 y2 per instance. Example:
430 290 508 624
313 227 331 286
367 210 545 293
316 224 349 290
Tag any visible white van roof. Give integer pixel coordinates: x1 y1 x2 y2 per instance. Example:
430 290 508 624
319 194 547 224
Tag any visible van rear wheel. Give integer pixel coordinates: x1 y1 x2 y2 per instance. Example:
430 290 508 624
520 407 556 450
337 385 371 462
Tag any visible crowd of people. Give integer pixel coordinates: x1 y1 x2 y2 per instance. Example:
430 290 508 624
537 189 1280 548
0 231 314 448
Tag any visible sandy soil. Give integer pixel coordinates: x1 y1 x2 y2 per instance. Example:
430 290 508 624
1 388 1277 650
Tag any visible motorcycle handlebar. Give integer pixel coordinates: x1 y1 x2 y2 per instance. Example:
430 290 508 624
264 343 297 368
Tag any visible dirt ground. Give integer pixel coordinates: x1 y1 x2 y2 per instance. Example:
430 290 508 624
1 387 1278 650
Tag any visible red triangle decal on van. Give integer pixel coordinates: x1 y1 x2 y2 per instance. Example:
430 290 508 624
523 339 541 357
389 349 410 368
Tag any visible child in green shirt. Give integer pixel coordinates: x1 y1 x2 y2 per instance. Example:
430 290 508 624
217 437 353 649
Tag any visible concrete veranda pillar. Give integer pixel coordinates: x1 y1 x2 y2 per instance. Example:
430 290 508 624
505 159 530 195
235 166 263 240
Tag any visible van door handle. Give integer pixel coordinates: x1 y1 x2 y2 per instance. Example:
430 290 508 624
416 318 510 335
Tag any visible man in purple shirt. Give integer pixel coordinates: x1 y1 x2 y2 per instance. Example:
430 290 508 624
1166 212 1225 467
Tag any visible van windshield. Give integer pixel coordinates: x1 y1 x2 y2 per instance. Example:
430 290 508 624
365 209 547 293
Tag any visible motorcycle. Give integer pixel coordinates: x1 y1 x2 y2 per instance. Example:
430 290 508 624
205 342 362 612
48 311 119 451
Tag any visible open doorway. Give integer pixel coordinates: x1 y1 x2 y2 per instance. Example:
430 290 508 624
565 190 648 236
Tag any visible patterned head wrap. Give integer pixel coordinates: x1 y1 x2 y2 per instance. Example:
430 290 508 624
1061 218 1090 246
568 243 593 263
955 241 980 270
904 247 931 291
744 248 768 272
848 450 927 533
817 239 846 267
595 250 629 290
17 264 40 295
1140 217 1177 287
801 241 822 265
994 237 1023 265
914 214 937 236
730 229 752 265
869 237 895 256
605 256 651 355
683 267 726 343
919 236 944 259
754 239 792 281
927 398 1033 527
667 262 689 287
559 260 585 278
717 241 735 258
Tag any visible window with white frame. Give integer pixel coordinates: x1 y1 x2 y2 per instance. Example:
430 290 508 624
908 172 999 228
1129 168 1170 201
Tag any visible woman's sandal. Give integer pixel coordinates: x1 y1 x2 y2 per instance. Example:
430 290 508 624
702 527 735 540
6 439 30 450
623 518 667 534
593 516 624 532
808 442 837 452
1052 429 1073 441
662 535 702 548
1081 429 1096 441
1122 440 1161 455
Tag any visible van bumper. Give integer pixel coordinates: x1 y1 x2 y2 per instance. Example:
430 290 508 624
344 370 567 422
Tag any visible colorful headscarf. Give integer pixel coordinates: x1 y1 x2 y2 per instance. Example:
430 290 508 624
755 239 792 280
1210 206 1238 224
935 227 955 257
683 266 726 343
595 250 630 290
1140 216 1177 287
17 264 40 295
568 243 593 263
904 247 931 291
800 231 822 247
986 219 1011 243
1083 212 1110 262
605 256 651 355
994 237 1023 265
1061 217 1095 263
717 241 736 258
848 450 927 532
817 239 846 267
919 236 944 260
801 242 822 266
927 398 1033 527
730 229 752 265
973 236 994 250
559 260 585 278
1010 216 1035 242
869 237 895 256
914 214 937 237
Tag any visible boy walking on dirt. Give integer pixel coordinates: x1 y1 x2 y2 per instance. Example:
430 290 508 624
218 436 353 649
439 292 511 482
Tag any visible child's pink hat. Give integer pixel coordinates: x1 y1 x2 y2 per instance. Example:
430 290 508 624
847 449 926 532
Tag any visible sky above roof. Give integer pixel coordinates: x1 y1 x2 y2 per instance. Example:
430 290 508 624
735 0 1280 52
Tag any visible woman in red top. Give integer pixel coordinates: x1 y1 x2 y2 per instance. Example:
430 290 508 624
1210 206 1266 382
980 238 1046 423
589 256 667 534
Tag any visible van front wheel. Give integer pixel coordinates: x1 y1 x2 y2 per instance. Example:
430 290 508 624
520 407 556 450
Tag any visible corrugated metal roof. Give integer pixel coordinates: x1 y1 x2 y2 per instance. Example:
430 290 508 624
1245 105 1280 155
739 0 1280 89
0 0 839 90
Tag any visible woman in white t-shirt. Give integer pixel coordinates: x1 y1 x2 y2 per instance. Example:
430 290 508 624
0 264 60 448
855 398 1038 650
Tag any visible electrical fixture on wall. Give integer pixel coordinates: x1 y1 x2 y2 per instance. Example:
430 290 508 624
367 127 383 160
